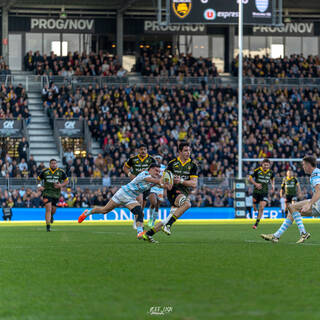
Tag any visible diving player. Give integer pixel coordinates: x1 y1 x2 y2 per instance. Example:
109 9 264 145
78 163 171 239
123 144 155 229
147 155 166 227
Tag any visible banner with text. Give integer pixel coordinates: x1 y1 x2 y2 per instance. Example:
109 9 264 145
0 119 23 137
55 119 84 137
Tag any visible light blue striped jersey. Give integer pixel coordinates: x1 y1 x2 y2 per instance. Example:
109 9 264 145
310 168 320 193
151 164 166 192
121 171 156 197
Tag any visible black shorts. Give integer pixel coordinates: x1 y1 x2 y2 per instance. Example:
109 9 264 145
285 195 297 203
253 193 269 204
143 190 150 200
43 196 59 207
167 188 186 207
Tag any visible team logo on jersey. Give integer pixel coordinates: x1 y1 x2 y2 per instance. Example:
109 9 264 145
172 0 192 19
255 0 269 13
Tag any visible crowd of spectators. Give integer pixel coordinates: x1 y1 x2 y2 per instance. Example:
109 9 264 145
0 185 235 209
0 83 30 123
24 51 126 77
42 79 320 178
135 49 219 77
232 54 320 78
0 57 11 76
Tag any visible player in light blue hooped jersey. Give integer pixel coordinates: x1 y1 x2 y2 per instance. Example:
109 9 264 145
261 155 320 244
147 155 166 227
78 163 172 240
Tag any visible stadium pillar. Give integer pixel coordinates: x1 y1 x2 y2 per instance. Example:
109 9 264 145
2 6 9 65
116 11 123 65
227 26 235 73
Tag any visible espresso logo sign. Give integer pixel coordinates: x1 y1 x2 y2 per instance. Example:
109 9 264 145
172 0 192 19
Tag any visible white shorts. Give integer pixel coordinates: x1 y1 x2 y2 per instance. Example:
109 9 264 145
150 186 164 201
111 188 139 206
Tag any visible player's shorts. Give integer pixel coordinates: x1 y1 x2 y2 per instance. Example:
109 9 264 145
167 188 188 207
142 190 151 200
285 195 297 203
253 193 269 204
150 186 164 201
311 200 320 216
111 188 139 206
42 196 59 206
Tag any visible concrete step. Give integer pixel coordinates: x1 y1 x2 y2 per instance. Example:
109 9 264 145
29 135 55 143
30 110 46 116
11 71 33 75
31 118 50 125
28 123 51 129
29 107 43 113
30 149 59 156
28 92 41 98
29 98 42 104
28 128 53 136
30 142 56 149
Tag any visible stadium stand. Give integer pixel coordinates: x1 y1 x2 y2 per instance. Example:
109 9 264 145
232 54 320 78
24 50 124 76
135 48 219 77
42 81 320 178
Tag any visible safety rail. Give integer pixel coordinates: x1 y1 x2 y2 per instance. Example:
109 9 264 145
38 75 320 88
2 75 320 89
0 176 313 191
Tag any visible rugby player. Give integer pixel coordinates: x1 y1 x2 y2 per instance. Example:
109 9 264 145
280 168 301 217
261 155 319 244
147 155 166 227
248 158 275 229
37 159 69 232
78 163 171 238
123 144 155 228
142 142 198 243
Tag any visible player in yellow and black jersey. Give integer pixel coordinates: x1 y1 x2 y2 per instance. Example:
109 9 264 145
123 144 155 228
280 169 301 217
142 141 198 243
248 158 275 229
37 159 68 232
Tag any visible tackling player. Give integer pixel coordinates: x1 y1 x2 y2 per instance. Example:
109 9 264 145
78 163 171 238
147 155 166 227
123 144 155 228
142 142 198 243
280 169 301 217
37 159 68 232
261 155 318 244
248 158 275 229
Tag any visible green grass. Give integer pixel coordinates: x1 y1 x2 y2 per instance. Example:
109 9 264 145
1 220 320 320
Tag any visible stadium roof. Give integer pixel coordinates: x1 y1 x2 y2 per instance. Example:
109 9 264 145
0 0 319 17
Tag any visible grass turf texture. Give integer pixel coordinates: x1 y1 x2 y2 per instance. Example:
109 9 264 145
1 221 320 320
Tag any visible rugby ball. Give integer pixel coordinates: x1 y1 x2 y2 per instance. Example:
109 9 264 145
162 170 174 185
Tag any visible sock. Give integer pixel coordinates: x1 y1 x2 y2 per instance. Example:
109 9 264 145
152 209 158 222
254 219 260 226
292 211 306 235
46 224 50 232
166 214 177 227
85 209 92 217
150 208 156 221
137 226 143 234
146 228 156 236
274 218 293 238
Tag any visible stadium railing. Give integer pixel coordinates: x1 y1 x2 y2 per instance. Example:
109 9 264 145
35 75 320 89
0 177 312 191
